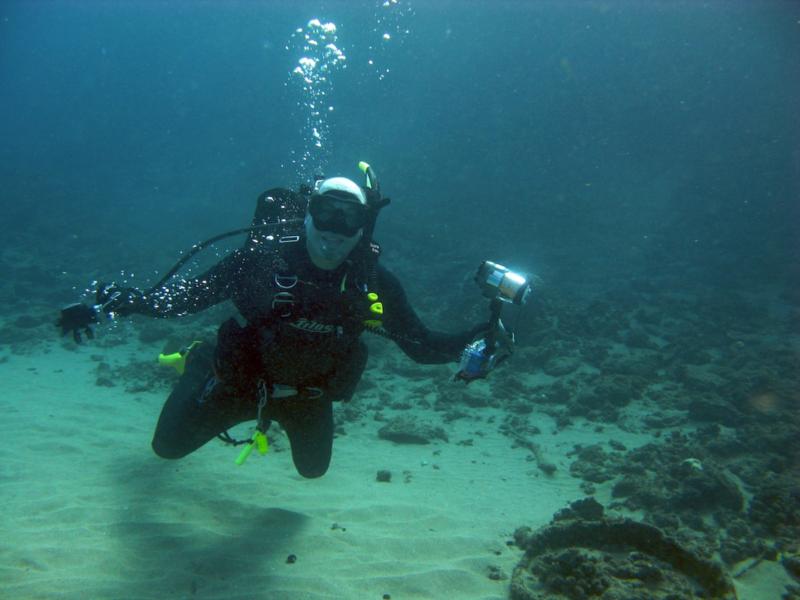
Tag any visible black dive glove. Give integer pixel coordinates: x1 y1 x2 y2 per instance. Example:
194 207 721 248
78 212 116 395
57 303 99 343
56 283 142 343
455 320 514 383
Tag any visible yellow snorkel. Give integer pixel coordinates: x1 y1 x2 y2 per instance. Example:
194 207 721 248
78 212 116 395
359 160 377 191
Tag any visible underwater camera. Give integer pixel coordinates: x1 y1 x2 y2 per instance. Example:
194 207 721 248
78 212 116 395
456 261 532 383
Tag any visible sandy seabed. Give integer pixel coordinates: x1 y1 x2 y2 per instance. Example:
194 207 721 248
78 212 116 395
0 338 790 600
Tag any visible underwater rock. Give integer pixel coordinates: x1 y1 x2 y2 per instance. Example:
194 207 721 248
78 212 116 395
694 424 746 458
592 431 798 569
641 410 687 429
500 414 541 440
623 329 658 350
785 584 800 600
567 375 648 423
608 439 626 452
508 399 534 415
537 461 557 476
542 355 581 376
736 419 800 459
502 421 555 475
377 415 448 444
138 322 175 345
602 352 661 377
553 497 605 522
573 390 606 410
609 443 744 514
748 481 800 543
783 554 800 579
486 564 507 581
688 397 743 426
594 377 637 407
673 466 744 512
580 343 609 367
568 444 622 484
719 533 768 565
510 503 736 600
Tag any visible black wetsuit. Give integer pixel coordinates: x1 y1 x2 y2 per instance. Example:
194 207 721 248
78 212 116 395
116 236 482 478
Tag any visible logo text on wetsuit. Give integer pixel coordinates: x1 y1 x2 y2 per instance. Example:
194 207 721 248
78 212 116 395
289 318 336 334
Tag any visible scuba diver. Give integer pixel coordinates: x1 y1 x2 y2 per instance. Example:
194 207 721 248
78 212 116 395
57 163 526 478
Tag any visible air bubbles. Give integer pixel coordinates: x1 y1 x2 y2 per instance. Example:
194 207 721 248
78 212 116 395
366 0 413 83
287 17 347 182
307 19 336 36
325 43 346 63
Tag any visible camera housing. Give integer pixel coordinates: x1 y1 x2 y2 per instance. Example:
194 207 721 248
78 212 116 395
475 261 531 305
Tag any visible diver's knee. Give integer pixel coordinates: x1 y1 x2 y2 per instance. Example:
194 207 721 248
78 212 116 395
298 467 328 479
295 460 330 479
151 437 188 460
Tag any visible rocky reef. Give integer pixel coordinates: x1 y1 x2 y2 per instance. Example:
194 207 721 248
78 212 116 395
511 498 737 600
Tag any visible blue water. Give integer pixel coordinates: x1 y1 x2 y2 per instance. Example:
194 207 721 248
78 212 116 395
2 0 797 300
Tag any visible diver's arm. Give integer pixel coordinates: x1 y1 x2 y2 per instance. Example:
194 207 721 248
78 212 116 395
105 250 245 318
377 265 487 364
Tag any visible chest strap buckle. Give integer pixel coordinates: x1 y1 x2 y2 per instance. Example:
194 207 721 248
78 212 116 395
272 291 295 317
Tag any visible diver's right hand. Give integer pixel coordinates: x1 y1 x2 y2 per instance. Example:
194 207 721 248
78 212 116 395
57 303 98 344
56 283 142 344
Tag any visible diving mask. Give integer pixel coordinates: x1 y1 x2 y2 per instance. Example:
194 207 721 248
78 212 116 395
308 193 370 237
